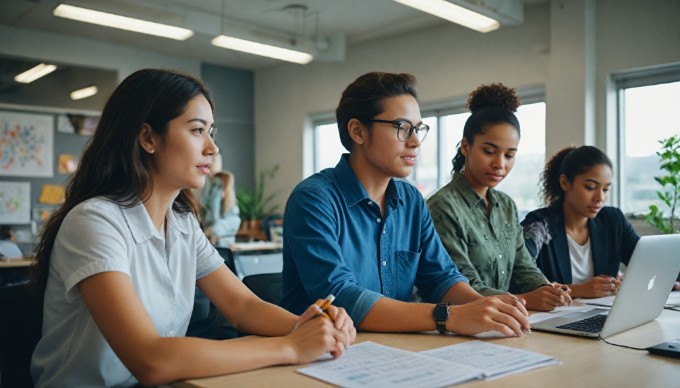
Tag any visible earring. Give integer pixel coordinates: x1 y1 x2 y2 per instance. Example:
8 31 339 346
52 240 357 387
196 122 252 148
358 139 364 145
148 149 155 154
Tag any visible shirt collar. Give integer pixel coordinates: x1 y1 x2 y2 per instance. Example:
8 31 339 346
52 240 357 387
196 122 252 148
122 201 190 243
451 172 499 209
333 154 404 209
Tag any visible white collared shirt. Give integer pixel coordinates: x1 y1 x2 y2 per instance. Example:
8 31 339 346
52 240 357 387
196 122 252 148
31 197 223 387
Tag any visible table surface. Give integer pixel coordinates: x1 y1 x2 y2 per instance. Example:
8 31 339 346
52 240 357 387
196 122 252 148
0 257 33 268
174 308 680 387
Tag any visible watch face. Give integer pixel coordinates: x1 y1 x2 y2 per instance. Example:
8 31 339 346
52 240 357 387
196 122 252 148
433 303 449 321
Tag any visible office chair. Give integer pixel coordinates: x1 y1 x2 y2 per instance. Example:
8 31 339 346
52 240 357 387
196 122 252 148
214 246 236 274
0 284 43 388
242 272 283 306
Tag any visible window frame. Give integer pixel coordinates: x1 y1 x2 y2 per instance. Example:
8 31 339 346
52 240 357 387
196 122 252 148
612 63 680 214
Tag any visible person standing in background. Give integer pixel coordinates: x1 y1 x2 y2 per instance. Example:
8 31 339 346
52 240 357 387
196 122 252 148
203 169 241 246
427 83 572 312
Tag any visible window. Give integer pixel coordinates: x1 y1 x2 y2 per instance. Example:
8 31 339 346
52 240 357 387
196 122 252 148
422 101 546 213
313 122 345 172
310 94 546 215
615 66 680 215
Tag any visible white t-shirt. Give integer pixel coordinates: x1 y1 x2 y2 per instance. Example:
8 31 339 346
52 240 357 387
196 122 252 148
31 197 224 387
566 234 594 284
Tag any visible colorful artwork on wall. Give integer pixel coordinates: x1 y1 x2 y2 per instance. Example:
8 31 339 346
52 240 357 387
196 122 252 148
0 111 54 177
0 181 31 224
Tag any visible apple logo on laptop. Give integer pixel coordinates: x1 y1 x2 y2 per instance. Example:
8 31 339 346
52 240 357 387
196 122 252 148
648 276 656 291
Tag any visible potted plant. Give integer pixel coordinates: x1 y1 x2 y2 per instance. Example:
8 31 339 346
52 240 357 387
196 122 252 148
236 165 280 240
645 135 680 234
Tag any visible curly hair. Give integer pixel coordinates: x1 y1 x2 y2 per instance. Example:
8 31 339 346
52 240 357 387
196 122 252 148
540 145 612 206
452 82 521 174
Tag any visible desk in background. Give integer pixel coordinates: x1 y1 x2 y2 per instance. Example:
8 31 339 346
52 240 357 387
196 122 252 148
174 309 680 387
226 242 283 280
0 258 34 287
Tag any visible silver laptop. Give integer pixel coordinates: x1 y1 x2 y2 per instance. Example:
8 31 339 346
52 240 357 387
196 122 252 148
532 234 680 339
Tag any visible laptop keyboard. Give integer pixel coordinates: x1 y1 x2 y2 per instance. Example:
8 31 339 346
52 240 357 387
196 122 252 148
556 314 607 333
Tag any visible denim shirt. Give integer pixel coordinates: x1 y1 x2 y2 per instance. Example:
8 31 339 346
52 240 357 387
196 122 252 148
281 155 467 325
427 172 547 296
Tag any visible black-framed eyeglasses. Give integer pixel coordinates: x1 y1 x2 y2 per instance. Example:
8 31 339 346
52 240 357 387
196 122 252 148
363 119 429 142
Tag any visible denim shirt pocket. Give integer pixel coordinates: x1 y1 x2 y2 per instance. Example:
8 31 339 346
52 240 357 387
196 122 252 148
395 250 421 301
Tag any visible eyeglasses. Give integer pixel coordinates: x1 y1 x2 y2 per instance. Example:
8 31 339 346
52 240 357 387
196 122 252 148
364 119 429 142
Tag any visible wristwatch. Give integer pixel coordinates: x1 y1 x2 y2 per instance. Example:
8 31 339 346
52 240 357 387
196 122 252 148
432 303 451 334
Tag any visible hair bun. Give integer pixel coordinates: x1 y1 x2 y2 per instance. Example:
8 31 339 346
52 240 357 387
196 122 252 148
466 82 520 113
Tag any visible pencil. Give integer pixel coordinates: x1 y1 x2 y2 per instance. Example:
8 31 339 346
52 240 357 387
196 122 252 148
316 294 335 322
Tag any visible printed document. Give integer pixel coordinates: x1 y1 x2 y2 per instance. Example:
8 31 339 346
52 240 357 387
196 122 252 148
298 342 482 387
421 340 560 380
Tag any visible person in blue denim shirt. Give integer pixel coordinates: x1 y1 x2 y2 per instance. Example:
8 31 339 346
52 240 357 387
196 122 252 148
282 72 530 336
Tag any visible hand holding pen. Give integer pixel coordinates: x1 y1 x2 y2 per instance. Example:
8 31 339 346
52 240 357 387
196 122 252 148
289 295 356 361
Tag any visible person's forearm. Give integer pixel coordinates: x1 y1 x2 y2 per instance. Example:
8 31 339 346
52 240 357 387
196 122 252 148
129 334 295 386
442 282 484 304
358 297 436 332
221 297 297 336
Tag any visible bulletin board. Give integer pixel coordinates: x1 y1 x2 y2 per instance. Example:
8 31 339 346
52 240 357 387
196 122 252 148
0 181 31 224
0 111 54 177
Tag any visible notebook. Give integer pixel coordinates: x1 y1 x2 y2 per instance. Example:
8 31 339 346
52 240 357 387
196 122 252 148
532 234 680 339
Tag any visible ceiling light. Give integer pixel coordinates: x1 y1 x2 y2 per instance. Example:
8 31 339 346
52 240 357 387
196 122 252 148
14 63 58 83
70 85 98 100
53 4 194 40
211 35 313 65
394 0 500 33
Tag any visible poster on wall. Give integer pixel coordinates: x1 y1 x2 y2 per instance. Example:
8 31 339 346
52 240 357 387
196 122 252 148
0 181 31 224
57 113 100 136
0 111 54 177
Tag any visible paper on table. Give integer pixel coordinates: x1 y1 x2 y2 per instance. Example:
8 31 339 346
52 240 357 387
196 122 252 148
420 340 560 380
297 341 483 387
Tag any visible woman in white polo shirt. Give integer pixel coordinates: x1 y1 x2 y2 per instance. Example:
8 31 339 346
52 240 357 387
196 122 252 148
30 69 354 387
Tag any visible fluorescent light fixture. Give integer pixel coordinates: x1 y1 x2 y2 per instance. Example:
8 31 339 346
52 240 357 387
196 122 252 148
53 4 194 40
211 35 313 64
14 63 58 83
394 0 500 33
70 85 98 100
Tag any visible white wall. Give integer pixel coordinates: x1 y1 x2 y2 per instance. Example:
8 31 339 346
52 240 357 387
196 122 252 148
254 0 680 210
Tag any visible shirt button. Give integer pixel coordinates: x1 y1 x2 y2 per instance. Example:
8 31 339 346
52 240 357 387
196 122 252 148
498 254 503 259
382 229 386 234
376 218 382 223
382 261 387 266
501 270 505 274
385 290 390 295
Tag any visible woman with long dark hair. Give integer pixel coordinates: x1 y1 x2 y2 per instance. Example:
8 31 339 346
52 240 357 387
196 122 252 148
30 69 354 387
